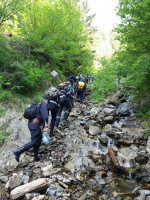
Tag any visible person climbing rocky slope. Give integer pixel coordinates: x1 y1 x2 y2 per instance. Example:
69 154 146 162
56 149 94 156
0 86 150 200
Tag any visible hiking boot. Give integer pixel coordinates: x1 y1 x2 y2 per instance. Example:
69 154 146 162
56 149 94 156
33 151 40 162
14 146 25 162
33 155 40 162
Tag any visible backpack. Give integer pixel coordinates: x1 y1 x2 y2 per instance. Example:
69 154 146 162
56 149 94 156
23 103 40 119
78 81 85 89
46 86 58 99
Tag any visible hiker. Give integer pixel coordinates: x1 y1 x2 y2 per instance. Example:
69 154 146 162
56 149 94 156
76 78 86 103
79 73 84 80
69 74 76 87
14 95 50 162
85 74 89 83
65 80 74 107
55 82 72 127
88 74 91 83
47 96 58 137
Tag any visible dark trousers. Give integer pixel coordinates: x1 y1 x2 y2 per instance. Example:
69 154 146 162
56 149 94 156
56 101 72 125
85 79 88 83
70 80 74 87
77 89 84 103
23 121 42 154
50 109 57 128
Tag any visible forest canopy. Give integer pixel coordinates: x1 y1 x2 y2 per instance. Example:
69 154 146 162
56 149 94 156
92 0 150 104
0 0 94 94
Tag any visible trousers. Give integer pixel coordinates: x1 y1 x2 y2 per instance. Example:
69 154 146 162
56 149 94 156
23 120 42 154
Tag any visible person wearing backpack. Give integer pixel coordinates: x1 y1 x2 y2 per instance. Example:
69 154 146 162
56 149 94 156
55 82 72 127
45 87 59 137
69 74 76 87
76 78 86 103
85 74 89 83
47 96 58 137
13 95 50 162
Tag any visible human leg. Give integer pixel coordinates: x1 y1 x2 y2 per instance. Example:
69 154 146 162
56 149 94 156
50 109 57 136
55 104 64 127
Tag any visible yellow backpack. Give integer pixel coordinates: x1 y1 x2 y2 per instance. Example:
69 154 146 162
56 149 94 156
78 81 85 88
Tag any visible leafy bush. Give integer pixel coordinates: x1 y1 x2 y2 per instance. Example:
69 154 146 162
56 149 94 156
91 59 118 102
122 54 150 99
0 127 10 147
1 60 51 94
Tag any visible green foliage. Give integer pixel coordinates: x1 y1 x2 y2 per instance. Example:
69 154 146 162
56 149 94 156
17 0 93 74
1 60 51 93
0 0 94 99
0 0 31 27
0 127 10 146
136 102 150 135
122 54 150 99
103 0 150 104
0 106 6 117
91 59 118 102
136 103 150 120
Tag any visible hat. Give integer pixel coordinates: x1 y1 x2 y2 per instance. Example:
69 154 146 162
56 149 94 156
43 94 50 100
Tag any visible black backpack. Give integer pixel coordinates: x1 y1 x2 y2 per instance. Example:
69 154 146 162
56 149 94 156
23 103 40 119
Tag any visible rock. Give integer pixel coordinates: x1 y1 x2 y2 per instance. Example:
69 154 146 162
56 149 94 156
99 134 108 144
116 103 134 116
84 121 97 130
103 108 116 115
89 125 101 136
146 136 150 154
32 195 47 200
25 193 40 200
103 116 114 123
25 170 33 177
135 154 149 164
41 164 53 172
139 190 150 199
0 176 8 183
5 173 22 190
109 91 122 105
22 175 29 184
90 107 102 115
48 196 57 200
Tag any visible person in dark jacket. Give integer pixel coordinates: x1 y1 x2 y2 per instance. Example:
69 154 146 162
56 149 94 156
76 78 86 103
69 74 76 87
13 95 50 162
85 74 89 83
47 96 58 136
55 83 72 127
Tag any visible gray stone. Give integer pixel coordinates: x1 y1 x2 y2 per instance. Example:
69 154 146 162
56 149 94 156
22 175 29 184
103 107 116 115
5 173 22 190
25 193 40 200
103 116 114 123
117 102 134 116
89 125 101 136
0 176 8 183
146 136 150 154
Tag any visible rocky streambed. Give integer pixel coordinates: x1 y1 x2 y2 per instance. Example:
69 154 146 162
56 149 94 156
0 87 150 200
